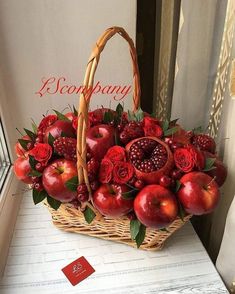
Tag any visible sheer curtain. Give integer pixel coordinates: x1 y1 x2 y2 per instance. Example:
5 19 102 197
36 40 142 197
154 0 235 289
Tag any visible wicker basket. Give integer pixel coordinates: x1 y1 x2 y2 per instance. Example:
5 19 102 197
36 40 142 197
46 26 191 251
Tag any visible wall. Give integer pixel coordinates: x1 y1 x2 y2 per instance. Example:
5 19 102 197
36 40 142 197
0 0 136 157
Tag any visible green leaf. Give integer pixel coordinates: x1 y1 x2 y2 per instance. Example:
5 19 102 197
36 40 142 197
48 133 55 146
169 118 179 126
134 108 144 122
103 111 114 124
31 119 38 133
174 180 182 193
164 126 179 136
135 224 146 248
114 131 121 146
18 139 31 150
24 128 37 141
162 120 169 132
130 219 141 240
53 109 70 121
83 206 96 224
178 202 186 221
116 103 123 117
121 189 137 200
28 170 42 177
33 189 47 205
127 110 136 121
60 131 67 137
73 105 78 116
193 126 204 134
28 155 37 170
203 158 216 172
47 195 61 210
65 176 78 191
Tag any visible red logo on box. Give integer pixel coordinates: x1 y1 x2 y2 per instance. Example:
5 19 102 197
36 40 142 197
62 256 95 286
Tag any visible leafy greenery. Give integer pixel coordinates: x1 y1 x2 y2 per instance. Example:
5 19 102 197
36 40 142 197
33 189 47 205
47 195 61 210
24 128 37 141
174 180 182 193
28 155 37 170
103 111 114 124
65 176 78 191
203 158 216 172
28 170 42 177
53 109 70 121
83 206 96 224
18 139 31 150
48 133 55 146
130 219 146 248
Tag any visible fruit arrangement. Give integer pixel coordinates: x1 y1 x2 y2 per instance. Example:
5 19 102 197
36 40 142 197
13 104 227 247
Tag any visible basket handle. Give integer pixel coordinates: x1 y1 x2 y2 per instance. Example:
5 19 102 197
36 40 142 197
76 26 141 186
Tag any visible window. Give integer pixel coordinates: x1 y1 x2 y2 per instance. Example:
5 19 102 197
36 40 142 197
0 118 11 193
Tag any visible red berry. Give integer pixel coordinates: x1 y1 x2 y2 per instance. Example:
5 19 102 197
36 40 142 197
33 182 43 191
77 193 89 202
31 176 40 183
35 162 45 172
134 179 145 190
171 169 183 180
87 158 100 174
120 121 144 144
159 175 172 188
77 184 88 194
26 142 34 150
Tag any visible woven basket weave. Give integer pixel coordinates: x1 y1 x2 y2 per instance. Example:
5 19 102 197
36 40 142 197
46 26 191 250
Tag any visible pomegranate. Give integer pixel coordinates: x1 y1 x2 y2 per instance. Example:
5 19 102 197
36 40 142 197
126 137 174 184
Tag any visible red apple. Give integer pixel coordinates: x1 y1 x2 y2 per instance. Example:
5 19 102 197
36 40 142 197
44 120 75 143
42 159 77 202
14 155 33 184
65 112 76 121
86 124 115 160
93 184 133 217
177 172 220 215
15 135 32 157
203 151 227 187
134 185 178 229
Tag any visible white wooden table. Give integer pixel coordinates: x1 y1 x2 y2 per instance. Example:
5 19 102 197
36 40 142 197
0 192 228 294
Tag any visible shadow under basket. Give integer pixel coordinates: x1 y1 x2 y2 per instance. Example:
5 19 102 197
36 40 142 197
45 202 191 251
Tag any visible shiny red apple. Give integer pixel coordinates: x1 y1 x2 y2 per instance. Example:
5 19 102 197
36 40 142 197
86 124 115 160
42 159 77 202
203 151 227 187
93 184 133 217
177 172 220 215
134 185 178 229
14 155 33 184
15 135 32 157
44 120 75 143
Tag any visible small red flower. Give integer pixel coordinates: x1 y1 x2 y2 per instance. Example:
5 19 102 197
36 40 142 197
29 143 52 165
99 158 113 184
105 146 126 162
113 161 134 184
143 117 163 138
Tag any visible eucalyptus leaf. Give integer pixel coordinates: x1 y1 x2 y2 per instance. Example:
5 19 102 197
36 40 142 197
135 224 146 248
83 206 96 224
203 158 216 172
134 108 144 122
162 120 169 132
121 189 137 200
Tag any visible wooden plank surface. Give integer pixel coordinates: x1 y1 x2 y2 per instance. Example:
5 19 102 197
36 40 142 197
0 192 228 293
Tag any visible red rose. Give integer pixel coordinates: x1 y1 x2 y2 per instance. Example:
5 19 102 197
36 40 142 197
113 161 134 184
188 145 205 170
143 117 163 138
99 158 113 184
38 115 57 133
29 143 52 164
72 116 78 130
174 148 194 173
105 146 126 162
